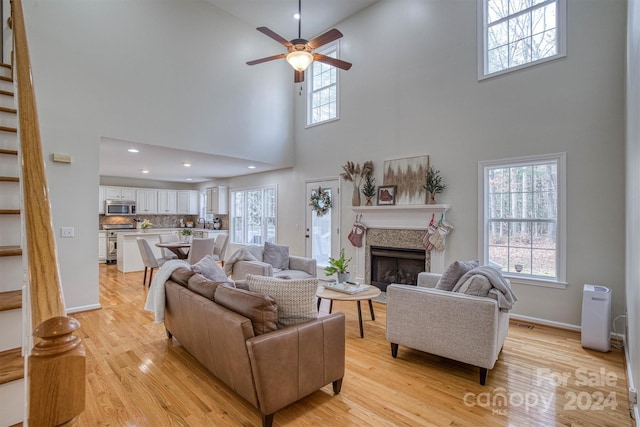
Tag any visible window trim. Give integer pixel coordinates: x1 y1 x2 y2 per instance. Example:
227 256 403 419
306 41 340 128
230 185 278 245
477 152 567 289
477 0 567 80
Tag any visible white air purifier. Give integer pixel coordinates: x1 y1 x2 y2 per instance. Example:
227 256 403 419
581 284 612 352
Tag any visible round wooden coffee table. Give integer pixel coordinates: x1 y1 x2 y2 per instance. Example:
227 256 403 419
316 285 381 338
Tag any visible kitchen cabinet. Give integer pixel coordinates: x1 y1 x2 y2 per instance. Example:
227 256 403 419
157 190 177 214
98 187 106 214
206 186 228 215
136 189 158 214
98 231 106 262
104 186 136 201
177 190 198 215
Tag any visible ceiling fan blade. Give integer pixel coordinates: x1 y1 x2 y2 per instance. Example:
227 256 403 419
313 53 352 71
294 70 305 83
307 29 343 49
257 27 293 47
246 53 286 66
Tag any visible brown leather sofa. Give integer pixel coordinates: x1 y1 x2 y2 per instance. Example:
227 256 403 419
163 268 346 427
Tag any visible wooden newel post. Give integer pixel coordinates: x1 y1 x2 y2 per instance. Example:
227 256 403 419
28 316 86 427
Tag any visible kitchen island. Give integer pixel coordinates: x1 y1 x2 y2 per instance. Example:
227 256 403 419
116 229 227 272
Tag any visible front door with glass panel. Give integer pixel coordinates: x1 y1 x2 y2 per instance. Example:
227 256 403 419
305 180 340 272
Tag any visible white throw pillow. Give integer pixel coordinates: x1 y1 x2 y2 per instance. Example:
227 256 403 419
246 274 318 328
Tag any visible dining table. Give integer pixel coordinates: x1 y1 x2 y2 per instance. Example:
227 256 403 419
156 241 191 260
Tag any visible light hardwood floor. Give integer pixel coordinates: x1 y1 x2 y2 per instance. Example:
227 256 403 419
71 264 634 426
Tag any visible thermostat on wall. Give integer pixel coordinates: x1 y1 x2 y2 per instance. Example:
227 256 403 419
52 153 72 163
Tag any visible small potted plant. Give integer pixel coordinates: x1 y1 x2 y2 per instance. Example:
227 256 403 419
140 219 152 231
361 169 376 206
181 228 192 242
324 248 352 283
424 166 446 204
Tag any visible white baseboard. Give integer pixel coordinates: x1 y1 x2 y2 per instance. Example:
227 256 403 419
623 333 639 421
66 303 101 314
510 313 625 341
510 313 580 331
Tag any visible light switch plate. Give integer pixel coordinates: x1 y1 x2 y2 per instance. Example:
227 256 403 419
60 227 74 238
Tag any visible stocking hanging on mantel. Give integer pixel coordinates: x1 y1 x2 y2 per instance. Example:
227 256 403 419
421 214 437 251
348 214 366 248
428 214 453 252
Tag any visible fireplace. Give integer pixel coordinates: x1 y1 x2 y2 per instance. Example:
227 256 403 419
351 205 449 285
370 246 426 292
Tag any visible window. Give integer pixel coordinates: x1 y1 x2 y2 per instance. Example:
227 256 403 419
230 186 277 245
478 0 566 79
307 42 339 126
478 153 566 288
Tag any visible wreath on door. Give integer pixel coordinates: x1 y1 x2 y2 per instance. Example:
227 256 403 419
309 186 332 217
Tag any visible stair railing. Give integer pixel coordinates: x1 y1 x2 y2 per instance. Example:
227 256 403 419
11 0 86 425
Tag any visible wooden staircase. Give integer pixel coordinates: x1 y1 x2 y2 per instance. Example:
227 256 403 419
0 60 25 426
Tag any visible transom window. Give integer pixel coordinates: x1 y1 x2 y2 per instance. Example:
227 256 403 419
478 0 567 79
479 153 566 287
230 186 277 245
306 42 339 126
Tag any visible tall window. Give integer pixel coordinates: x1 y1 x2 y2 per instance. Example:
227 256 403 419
478 0 566 79
479 153 566 287
231 186 277 245
307 42 339 126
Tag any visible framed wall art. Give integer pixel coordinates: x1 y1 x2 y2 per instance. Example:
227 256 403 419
377 185 397 205
383 155 429 205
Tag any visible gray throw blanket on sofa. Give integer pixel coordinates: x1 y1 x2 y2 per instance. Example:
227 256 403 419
223 246 260 277
456 266 518 311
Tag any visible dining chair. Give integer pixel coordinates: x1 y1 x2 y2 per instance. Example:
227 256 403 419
137 238 168 287
211 234 229 265
159 233 180 259
187 237 216 265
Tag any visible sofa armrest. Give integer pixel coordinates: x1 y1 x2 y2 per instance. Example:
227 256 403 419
386 284 505 369
246 312 345 416
288 255 317 277
417 272 440 288
232 260 273 280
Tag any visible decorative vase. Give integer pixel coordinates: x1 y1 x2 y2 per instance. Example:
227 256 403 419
352 186 361 206
365 196 373 206
337 272 350 284
428 192 438 204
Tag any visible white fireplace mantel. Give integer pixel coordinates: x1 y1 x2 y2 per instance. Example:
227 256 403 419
352 204 450 229
351 204 451 282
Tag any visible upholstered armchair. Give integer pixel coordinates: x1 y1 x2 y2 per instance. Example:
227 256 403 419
386 269 514 385
228 242 317 281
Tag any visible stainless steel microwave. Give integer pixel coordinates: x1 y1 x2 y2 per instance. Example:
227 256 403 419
105 200 136 216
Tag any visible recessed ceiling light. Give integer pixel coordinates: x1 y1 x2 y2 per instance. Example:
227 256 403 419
248 165 256 169
186 178 193 181
128 148 139 153
141 169 149 174
183 162 192 167
293 12 300 20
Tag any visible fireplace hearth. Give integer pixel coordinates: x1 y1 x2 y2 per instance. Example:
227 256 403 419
370 246 426 292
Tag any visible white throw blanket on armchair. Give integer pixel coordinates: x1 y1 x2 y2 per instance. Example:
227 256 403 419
144 259 191 323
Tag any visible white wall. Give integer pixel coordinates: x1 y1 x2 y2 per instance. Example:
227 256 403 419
626 0 639 415
22 0 627 329
229 0 627 328
21 0 294 311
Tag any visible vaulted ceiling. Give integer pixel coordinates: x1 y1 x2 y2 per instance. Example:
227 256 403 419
100 0 378 183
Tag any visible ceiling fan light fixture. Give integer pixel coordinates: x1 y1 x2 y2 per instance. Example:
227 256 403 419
286 50 313 71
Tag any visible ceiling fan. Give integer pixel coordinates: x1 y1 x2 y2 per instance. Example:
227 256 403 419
246 0 352 83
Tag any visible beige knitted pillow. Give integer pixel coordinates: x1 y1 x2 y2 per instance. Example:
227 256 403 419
246 274 318 328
